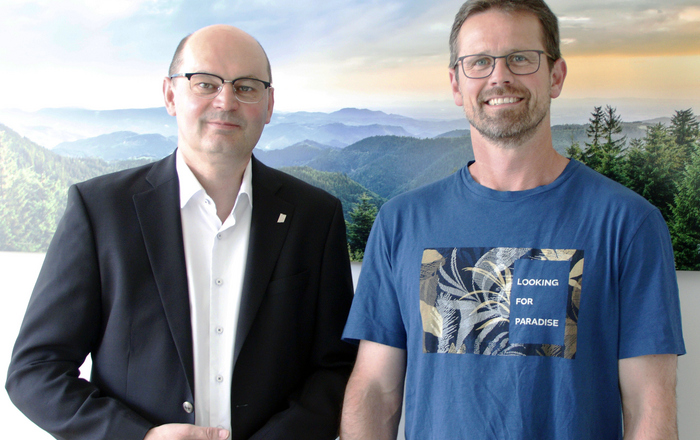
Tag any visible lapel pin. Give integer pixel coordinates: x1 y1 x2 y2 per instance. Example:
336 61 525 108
277 213 287 223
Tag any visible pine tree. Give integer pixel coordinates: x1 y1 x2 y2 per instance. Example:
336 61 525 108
622 124 678 222
670 108 699 164
601 105 626 150
670 143 700 270
582 106 604 170
582 105 626 182
597 105 627 182
565 132 584 161
585 106 604 150
346 193 379 261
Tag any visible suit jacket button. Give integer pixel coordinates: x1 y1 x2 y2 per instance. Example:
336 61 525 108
183 401 194 414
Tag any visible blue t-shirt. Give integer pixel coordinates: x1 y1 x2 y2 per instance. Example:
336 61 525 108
343 160 685 440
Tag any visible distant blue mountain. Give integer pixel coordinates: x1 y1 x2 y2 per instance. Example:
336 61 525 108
266 107 469 144
258 121 413 149
436 129 470 138
14 105 651 164
0 106 468 152
0 107 177 149
254 140 335 168
54 131 176 161
255 134 475 199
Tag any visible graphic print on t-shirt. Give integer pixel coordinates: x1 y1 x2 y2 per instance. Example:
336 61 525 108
420 247 583 359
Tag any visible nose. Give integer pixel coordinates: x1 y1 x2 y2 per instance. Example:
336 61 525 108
213 82 240 111
489 58 514 85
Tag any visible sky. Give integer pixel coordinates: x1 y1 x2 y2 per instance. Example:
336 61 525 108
1 0 699 121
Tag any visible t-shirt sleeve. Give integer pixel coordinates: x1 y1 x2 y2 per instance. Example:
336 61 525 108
618 208 686 359
342 208 407 349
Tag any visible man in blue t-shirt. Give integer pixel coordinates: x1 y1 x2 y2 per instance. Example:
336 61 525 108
339 0 685 439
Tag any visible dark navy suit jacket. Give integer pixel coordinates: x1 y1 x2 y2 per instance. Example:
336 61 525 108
6 153 357 440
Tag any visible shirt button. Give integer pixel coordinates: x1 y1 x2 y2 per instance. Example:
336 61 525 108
183 401 194 413
216 375 224 383
215 278 224 286
216 233 223 240
215 326 224 334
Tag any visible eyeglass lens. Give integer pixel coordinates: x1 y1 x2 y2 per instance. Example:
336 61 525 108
188 73 267 103
461 51 542 79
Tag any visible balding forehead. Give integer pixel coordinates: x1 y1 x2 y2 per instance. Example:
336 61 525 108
190 25 255 44
181 25 272 82
169 25 272 82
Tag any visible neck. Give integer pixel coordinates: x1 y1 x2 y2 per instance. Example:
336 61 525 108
468 127 569 192
181 148 250 222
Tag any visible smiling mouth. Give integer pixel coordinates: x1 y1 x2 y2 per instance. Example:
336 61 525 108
486 97 522 106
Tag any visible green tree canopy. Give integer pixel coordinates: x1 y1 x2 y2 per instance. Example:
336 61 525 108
622 124 679 222
581 105 626 181
670 143 700 270
346 193 379 261
670 108 699 164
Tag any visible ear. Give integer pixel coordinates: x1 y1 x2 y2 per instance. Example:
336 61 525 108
549 58 567 99
163 77 177 116
265 87 275 124
449 68 464 107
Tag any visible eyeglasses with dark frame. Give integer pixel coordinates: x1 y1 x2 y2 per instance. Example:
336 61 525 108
453 50 552 79
170 72 272 104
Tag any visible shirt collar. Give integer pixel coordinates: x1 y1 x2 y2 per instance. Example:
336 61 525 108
176 149 254 211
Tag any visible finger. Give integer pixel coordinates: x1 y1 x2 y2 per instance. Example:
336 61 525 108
201 426 230 440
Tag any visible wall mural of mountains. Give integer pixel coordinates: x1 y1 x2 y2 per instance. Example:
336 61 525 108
1 106 697 270
54 132 178 161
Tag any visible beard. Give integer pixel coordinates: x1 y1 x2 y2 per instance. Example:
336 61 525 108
465 85 550 148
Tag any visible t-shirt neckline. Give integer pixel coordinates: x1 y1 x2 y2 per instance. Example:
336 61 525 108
460 159 581 201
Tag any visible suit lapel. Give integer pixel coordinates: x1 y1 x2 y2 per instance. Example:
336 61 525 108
133 154 195 394
234 157 294 365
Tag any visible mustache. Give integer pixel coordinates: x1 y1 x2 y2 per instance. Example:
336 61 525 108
479 85 530 102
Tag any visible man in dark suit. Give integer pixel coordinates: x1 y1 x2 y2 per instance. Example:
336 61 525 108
6 25 357 440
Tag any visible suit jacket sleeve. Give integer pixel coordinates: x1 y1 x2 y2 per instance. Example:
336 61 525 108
247 198 357 440
5 185 154 440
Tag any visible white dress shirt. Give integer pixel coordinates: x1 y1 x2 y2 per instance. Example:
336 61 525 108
176 150 252 430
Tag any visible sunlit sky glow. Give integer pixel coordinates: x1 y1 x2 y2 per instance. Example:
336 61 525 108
1 0 699 120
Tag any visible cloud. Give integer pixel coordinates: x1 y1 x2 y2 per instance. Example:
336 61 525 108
552 1 700 57
559 16 591 24
1 0 698 112
679 6 700 22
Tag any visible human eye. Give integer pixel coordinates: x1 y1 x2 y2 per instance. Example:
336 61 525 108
233 79 263 99
236 84 255 93
194 82 216 90
509 52 535 65
190 74 221 95
466 56 492 70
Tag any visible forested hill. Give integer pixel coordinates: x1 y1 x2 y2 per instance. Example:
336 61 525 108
256 135 474 200
0 123 381 251
3 106 697 269
280 166 385 220
309 135 475 199
0 124 152 251
255 125 608 200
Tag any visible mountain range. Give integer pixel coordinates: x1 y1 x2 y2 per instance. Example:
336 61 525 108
0 107 469 152
9 105 658 203
54 131 178 160
0 105 689 253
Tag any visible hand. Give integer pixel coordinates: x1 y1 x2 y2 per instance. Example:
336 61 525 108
143 424 230 440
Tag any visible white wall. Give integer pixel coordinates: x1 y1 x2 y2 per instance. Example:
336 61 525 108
677 270 699 439
2 253 52 439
